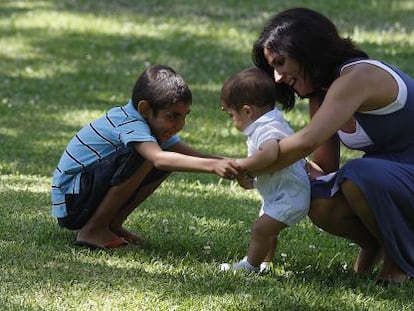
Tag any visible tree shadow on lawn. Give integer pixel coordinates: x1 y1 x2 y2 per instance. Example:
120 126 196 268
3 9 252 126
1 3 414 306
1 185 413 309
0 22 251 176
39 0 414 32
2 39 414 178
2 0 414 178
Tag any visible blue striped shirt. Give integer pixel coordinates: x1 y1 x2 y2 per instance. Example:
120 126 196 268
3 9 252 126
51 100 180 217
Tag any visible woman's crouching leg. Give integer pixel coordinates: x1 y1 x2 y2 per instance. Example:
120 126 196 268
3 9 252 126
309 191 380 274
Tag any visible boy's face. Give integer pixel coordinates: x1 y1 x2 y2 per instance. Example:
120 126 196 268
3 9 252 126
221 102 251 132
145 101 190 143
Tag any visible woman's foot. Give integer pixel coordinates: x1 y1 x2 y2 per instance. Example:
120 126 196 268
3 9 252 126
376 252 410 284
353 247 382 275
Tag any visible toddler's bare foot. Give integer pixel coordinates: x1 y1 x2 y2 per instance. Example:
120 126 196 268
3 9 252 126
353 247 382 275
111 227 147 246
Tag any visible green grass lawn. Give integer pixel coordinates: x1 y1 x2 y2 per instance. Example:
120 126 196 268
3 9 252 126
1 1 414 310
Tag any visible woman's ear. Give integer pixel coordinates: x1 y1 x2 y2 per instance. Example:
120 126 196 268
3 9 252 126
137 100 151 118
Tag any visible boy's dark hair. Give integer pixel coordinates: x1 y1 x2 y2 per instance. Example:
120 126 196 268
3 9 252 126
221 67 289 112
252 7 368 108
132 64 192 115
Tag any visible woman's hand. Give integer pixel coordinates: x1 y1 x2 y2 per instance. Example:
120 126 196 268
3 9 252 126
305 159 326 181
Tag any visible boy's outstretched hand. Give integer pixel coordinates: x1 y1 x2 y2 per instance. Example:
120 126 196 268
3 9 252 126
213 158 243 179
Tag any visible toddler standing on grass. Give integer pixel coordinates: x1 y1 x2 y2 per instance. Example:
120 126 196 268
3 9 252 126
51 64 241 250
220 67 310 273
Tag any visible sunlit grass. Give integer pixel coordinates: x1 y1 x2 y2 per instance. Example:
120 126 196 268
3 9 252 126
1 1 414 310
0 174 50 192
351 28 414 45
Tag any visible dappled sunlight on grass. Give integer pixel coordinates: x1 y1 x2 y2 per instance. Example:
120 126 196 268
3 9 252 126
59 109 106 128
352 28 414 46
0 126 20 137
2 1 414 310
0 174 50 193
192 82 222 92
0 40 39 59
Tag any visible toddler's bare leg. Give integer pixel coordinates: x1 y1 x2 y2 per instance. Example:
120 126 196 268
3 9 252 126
247 215 287 267
263 235 277 263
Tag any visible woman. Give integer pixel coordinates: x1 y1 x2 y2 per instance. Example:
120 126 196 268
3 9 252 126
252 7 414 283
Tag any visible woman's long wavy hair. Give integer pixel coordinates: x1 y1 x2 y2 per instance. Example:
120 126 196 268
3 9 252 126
252 7 368 109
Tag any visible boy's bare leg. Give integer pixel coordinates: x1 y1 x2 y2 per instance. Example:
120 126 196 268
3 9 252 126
247 215 287 267
109 172 170 245
76 162 153 247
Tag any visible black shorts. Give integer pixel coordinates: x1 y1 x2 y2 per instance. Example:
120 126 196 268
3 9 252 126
57 147 169 230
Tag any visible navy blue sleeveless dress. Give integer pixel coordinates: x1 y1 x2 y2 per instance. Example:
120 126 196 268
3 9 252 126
312 60 414 277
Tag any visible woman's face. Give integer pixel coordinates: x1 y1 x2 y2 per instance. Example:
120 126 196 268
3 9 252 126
263 48 314 97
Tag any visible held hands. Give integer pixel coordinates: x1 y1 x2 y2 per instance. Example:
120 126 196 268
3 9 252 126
234 159 254 189
211 158 255 189
212 158 243 179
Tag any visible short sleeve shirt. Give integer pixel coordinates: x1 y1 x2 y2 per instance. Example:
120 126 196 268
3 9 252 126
242 109 310 226
51 100 180 217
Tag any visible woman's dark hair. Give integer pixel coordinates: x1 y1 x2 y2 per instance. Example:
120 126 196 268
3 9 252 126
221 67 292 111
132 64 192 116
252 7 368 107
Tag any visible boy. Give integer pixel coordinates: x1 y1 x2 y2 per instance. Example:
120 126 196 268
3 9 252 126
220 67 310 273
52 64 241 249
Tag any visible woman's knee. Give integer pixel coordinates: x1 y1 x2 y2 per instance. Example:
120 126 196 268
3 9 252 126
308 199 331 226
340 179 366 207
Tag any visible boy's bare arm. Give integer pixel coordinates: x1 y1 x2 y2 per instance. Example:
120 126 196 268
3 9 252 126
167 141 222 159
236 139 280 177
133 141 241 178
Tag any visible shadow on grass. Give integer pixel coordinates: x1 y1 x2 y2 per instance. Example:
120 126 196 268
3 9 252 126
1 1 414 178
1 2 414 308
1 180 413 310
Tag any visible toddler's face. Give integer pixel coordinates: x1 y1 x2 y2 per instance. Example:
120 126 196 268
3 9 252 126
147 101 190 143
221 103 250 132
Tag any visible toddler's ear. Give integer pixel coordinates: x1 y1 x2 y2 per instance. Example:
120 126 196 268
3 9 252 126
137 100 151 117
242 104 253 116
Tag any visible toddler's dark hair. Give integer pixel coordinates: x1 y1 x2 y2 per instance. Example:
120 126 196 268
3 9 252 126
221 67 290 111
